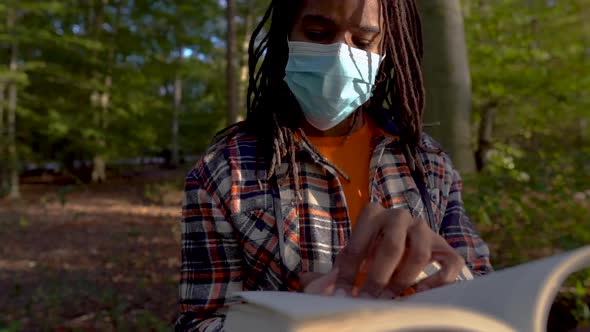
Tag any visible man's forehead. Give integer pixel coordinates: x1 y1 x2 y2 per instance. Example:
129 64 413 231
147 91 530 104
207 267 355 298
297 0 382 29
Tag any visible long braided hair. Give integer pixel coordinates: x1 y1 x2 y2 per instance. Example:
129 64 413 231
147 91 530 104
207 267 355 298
240 0 426 187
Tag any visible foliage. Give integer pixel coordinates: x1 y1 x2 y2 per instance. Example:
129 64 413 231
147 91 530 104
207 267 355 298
462 0 590 324
463 142 590 324
464 150 590 267
465 0 589 143
0 0 231 176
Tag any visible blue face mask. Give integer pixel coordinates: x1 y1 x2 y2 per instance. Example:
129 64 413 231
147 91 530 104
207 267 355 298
284 41 383 131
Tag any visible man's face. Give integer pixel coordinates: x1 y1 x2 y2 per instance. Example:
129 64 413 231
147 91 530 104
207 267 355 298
290 0 384 55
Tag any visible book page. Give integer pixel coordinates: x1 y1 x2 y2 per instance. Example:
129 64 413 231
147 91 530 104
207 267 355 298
404 245 590 332
229 292 516 332
234 291 397 320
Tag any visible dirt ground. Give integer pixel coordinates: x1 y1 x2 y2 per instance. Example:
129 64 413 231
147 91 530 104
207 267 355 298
0 168 187 331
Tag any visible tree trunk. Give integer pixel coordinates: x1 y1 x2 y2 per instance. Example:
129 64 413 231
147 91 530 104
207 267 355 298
526 0 539 50
475 103 497 171
101 0 121 132
0 82 6 193
238 0 255 118
579 0 589 144
7 10 20 199
418 0 476 173
171 59 182 167
92 0 121 183
226 0 239 126
90 0 106 183
92 75 110 183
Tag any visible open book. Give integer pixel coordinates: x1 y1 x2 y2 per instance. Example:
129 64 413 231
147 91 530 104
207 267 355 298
225 245 590 332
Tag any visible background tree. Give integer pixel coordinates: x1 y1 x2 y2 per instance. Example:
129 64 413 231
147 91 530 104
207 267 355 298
418 0 476 173
0 78 5 193
226 0 239 125
6 7 20 198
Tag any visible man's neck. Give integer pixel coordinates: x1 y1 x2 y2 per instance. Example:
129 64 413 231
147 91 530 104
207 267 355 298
302 111 365 138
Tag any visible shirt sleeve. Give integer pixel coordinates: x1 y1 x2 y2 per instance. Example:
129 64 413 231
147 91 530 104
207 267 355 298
174 168 243 332
439 167 493 276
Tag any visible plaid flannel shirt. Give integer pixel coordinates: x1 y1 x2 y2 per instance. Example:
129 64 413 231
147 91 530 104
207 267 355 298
175 129 492 332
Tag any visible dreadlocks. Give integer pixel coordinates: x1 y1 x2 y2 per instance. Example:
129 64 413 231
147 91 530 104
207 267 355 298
244 0 426 185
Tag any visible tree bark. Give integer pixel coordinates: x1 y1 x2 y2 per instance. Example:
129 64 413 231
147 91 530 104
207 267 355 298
0 82 6 192
0 83 4 138
171 53 182 167
226 0 239 126
418 0 476 173
7 9 20 199
579 0 589 144
475 103 497 171
90 0 106 183
92 0 121 183
102 0 121 132
238 0 255 117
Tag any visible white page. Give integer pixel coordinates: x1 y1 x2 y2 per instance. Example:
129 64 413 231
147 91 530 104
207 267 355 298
230 292 517 332
234 291 398 320
404 245 590 332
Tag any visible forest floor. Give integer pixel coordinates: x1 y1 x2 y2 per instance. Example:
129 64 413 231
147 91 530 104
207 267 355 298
0 167 187 332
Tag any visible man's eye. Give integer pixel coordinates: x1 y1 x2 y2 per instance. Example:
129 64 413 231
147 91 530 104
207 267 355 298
305 30 329 41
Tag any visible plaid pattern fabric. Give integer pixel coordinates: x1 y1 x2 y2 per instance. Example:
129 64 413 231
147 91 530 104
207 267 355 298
175 131 492 332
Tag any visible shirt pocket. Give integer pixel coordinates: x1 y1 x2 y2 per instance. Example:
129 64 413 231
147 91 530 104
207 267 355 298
231 207 281 289
232 208 277 242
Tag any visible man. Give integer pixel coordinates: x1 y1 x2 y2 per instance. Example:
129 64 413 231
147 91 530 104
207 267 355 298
176 0 492 330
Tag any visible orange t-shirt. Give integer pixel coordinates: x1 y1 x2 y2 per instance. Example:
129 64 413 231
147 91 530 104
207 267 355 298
307 115 397 290
307 115 385 229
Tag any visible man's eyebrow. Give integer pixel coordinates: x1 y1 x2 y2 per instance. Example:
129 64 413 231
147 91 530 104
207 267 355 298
301 14 337 26
301 14 380 34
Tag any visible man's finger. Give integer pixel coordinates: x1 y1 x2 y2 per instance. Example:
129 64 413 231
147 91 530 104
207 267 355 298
303 268 340 295
413 247 464 293
299 272 325 290
359 209 415 296
359 220 408 297
334 203 384 294
385 226 432 296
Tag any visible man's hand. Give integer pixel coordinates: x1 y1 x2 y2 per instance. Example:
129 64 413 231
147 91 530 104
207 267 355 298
334 203 465 298
299 268 339 295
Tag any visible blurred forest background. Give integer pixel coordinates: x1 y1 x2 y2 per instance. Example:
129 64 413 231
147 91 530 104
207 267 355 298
0 0 588 331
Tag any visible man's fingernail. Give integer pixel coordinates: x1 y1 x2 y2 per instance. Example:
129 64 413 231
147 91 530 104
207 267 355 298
334 288 347 297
